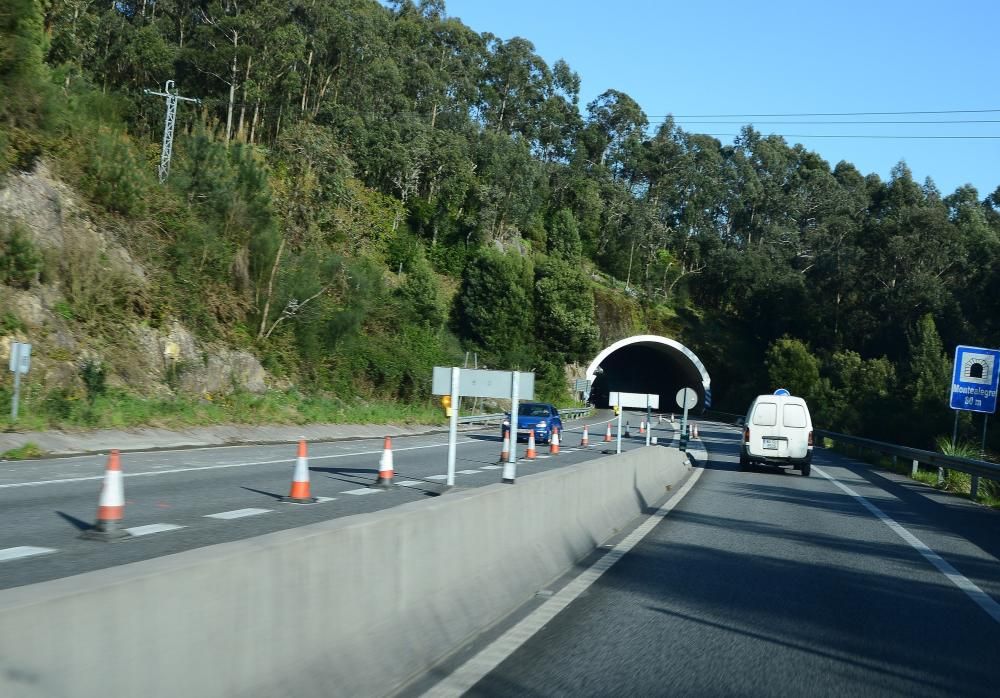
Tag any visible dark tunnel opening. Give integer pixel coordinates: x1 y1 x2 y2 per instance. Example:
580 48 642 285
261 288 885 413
589 343 705 412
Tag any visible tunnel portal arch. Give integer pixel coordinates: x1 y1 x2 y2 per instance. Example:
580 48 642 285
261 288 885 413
585 335 711 411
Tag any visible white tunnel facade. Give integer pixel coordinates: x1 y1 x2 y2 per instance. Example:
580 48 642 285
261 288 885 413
585 335 711 410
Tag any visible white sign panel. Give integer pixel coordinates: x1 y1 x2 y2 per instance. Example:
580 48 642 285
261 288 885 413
432 367 534 400
8 342 31 374
675 388 698 409
609 391 659 409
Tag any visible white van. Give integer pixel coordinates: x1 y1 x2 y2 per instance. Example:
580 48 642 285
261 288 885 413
739 394 814 475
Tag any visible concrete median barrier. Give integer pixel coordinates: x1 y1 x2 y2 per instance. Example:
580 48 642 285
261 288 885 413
0 446 690 698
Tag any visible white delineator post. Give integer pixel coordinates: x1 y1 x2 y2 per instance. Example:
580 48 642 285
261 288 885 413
502 371 520 484
616 403 623 455
446 367 460 487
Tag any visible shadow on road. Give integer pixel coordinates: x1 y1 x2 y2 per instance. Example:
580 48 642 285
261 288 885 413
56 511 92 531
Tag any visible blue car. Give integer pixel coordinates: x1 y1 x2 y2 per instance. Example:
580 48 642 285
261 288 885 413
502 402 564 444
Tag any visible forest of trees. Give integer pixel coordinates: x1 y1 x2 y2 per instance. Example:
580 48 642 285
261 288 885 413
2 0 999 451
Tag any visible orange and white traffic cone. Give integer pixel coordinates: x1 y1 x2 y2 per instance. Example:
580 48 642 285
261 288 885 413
80 449 129 541
604 423 613 442
374 436 394 488
581 425 590 447
500 427 511 462
525 430 537 460
639 421 646 435
281 440 318 503
549 427 560 455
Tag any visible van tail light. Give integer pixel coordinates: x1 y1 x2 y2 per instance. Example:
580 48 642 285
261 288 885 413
808 430 814 446
743 427 750 443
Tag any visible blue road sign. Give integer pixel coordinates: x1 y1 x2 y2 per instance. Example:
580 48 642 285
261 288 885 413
950 345 1000 414
773 388 791 396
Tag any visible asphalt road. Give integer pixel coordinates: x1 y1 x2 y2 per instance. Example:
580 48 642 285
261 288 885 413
427 421 1000 697
0 410 668 590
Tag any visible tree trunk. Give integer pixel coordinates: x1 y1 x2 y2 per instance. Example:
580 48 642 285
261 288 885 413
257 237 286 340
301 50 313 114
237 53 252 142
249 100 260 144
225 31 239 144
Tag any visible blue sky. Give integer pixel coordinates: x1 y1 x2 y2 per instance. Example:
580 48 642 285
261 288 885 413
439 0 999 198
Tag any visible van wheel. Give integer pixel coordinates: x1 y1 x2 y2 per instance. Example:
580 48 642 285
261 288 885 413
801 462 811 477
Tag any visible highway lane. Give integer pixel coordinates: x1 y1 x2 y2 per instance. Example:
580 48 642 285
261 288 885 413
0 411 669 589
434 421 1000 697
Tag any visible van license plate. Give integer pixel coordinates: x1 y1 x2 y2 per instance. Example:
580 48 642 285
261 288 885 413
763 438 779 450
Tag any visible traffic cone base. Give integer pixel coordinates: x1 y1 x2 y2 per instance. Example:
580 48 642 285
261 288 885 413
80 522 129 541
374 436 395 488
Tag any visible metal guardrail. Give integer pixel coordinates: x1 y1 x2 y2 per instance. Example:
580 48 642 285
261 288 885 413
816 430 999 499
457 407 593 425
705 410 998 500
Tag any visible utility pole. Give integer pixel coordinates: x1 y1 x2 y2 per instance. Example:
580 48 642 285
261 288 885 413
144 80 201 183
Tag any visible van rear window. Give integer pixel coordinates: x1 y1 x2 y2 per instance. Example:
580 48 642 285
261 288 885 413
752 402 777 426
783 404 807 428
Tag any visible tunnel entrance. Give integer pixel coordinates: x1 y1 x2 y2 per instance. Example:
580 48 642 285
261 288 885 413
585 335 711 412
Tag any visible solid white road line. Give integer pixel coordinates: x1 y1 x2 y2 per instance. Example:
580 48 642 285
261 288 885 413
423 466 705 697
397 481 423 487
0 440 474 490
0 546 57 562
457 469 480 475
124 523 185 537
425 475 449 480
815 465 1000 625
479 465 502 470
204 508 272 520
343 488 380 495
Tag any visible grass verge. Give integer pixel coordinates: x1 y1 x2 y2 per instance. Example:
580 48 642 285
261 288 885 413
5 389 447 432
1 442 47 460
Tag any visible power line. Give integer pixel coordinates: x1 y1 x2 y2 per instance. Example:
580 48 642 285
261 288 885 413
700 133 1000 140
653 108 1000 118
671 119 1000 125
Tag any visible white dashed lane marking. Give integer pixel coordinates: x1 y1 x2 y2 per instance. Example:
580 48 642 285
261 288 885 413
457 470 480 475
124 523 185 537
397 481 423 487
343 488 381 495
426 475 449 480
480 465 502 470
204 508 272 520
0 546 57 562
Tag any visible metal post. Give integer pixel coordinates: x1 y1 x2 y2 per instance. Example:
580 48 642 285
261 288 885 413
144 80 200 183
646 400 652 447
973 414 988 500
446 367 459 487
10 343 21 422
952 411 959 449
502 372 519 484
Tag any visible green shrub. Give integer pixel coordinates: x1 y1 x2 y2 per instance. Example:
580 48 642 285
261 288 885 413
79 359 106 403
0 219 42 288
